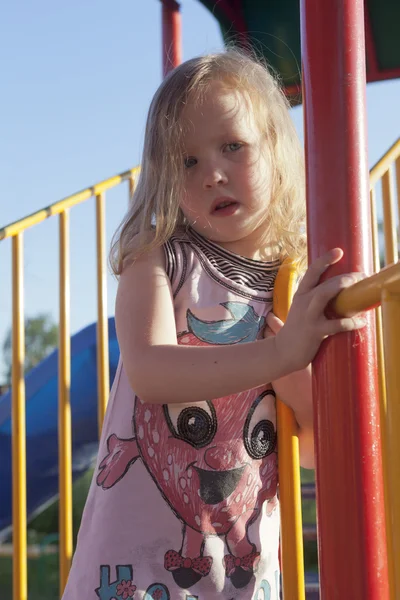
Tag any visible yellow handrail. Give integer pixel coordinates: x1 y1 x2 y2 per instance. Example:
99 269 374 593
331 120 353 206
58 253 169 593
369 138 400 187
0 167 140 241
334 262 400 314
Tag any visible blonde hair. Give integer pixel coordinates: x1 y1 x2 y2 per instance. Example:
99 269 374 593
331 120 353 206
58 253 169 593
110 48 306 275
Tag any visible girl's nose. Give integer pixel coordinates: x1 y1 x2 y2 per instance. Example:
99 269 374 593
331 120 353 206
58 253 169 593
203 167 228 189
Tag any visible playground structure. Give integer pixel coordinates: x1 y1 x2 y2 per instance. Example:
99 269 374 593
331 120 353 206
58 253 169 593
0 1 400 599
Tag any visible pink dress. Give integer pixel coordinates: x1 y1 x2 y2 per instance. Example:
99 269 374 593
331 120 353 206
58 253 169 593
63 228 281 600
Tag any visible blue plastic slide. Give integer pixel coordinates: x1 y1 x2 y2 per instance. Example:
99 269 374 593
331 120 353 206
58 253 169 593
0 317 120 539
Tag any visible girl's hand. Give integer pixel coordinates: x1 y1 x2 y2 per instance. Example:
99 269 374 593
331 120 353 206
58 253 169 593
273 248 366 373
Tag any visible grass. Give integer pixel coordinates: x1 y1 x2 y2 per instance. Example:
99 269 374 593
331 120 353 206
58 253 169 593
0 555 59 600
0 471 93 600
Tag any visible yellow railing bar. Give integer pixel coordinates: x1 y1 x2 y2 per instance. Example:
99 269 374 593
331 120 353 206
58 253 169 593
334 262 400 315
381 287 400 600
12 234 27 600
370 189 380 272
396 157 400 209
58 211 73 594
0 167 140 241
96 192 110 434
382 168 398 264
369 137 400 187
273 259 305 600
370 190 386 410
129 175 136 203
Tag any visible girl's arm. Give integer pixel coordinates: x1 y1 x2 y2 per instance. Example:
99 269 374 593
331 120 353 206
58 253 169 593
116 245 365 406
116 244 289 404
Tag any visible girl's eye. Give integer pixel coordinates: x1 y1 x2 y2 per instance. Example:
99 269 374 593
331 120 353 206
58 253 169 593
184 156 197 168
163 401 217 448
226 142 243 152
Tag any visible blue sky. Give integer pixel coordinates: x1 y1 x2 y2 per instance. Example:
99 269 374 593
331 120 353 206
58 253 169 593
1 0 400 380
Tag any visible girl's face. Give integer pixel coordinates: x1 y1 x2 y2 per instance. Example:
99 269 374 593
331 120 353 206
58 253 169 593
180 81 272 259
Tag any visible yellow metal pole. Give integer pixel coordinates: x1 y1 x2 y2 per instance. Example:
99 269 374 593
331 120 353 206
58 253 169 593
370 189 386 406
396 157 400 221
370 188 381 271
273 260 305 600
381 287 400 600
96 193 109 435
12 234 27 600
58 211 73 594
129 174 136 205
381 168 398 264
371 189 394 598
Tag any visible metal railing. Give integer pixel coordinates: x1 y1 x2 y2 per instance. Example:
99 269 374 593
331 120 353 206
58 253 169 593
1 167 139 599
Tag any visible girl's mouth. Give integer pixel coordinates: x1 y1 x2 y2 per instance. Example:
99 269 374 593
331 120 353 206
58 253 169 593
211 198 240 216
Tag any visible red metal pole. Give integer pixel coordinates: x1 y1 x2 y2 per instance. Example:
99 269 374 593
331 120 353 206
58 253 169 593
300 1 389 598
161 0 182 77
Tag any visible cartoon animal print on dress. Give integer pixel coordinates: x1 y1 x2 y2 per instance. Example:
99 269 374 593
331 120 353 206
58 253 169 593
96 303 278 590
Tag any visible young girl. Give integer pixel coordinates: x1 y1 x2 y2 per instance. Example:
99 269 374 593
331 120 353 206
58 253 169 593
63 50 365 600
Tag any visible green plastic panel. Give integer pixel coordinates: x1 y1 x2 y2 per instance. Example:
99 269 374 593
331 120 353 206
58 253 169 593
198 0 400 96
367 0 400 71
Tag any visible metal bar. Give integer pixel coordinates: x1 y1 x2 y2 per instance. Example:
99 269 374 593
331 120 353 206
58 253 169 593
300 0 389 597
273 260 305 600
96 193 110 435
12 234 27 600
0 167 140 241
396 157 400 226
382 168 398 264
369 138 400 187
381 288 400 599
161 0 182 77
334 263 400 315
370 189 381 272
58 211 73 594
129 174 136 206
